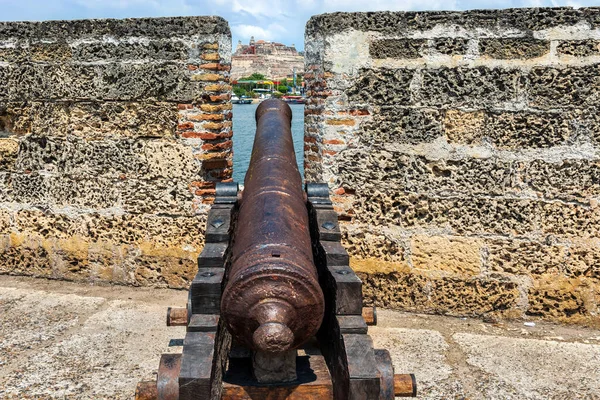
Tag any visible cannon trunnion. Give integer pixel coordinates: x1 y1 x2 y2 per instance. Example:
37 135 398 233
137 100 416 399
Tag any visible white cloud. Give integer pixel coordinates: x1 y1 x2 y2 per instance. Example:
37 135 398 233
232 22 287 41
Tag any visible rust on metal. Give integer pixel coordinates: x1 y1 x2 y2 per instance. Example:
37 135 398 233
362 306 377 326
157 353 182 400
166 307 188 327
394 374 417 397
221 99 325 354
135 381 158 400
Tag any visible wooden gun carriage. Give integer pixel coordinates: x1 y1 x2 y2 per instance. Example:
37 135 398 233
136 99 416 400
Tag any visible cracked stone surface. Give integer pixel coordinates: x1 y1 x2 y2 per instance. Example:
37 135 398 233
0 275 599 399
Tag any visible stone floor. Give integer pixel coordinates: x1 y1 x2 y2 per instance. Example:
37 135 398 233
0 275 599 399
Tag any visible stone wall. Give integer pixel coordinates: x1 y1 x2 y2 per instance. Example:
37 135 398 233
304 7 600 326
0 17 232 288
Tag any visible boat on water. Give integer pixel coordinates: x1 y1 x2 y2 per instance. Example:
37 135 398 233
232 95 253 104
281 95 305 104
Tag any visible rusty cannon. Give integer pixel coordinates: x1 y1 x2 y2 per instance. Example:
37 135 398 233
137 99 416 400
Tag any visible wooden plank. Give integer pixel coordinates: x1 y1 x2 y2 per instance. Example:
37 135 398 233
321 240 350 266
190 268 224 314
343 334 380 400
198 242 228 268
222 354 333 400
187 314 219 332
179 331 216 400
205 207 232 243
315 209 342 242
327 265 363 315
336 315 368 334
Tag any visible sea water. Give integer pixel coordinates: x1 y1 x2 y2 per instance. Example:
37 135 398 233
232 103 305 184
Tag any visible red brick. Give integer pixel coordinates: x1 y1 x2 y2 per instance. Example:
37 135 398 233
323 139 345 145
191 73 222 82
182 131 232 140
326 119 355 126
190 181 215 189
202 53 220 61
333 187 345 195
200 63 231 71
209 94 231 102
177 122 194 131
195 188 216 196
202 159 229 170
202 140 233 151
188 113 224 122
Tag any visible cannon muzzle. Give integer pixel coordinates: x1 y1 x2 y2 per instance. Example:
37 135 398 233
220 99 325 353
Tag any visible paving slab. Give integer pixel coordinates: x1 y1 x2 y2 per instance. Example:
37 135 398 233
0 275 599 399
454 332 600 400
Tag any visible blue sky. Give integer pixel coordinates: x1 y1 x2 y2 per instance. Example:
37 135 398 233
0 0 596 51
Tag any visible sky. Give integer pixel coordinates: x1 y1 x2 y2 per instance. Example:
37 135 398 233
0 0 597 51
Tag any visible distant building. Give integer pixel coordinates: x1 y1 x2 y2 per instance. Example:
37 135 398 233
231 37 304 81
234 36 300 56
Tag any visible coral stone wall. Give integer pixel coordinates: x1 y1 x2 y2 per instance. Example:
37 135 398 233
305 8 600 326
0 17 232 288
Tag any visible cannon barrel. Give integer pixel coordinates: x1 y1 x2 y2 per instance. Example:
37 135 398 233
220 99 325 354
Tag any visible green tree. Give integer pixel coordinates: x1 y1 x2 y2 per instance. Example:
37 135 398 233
277 85 289 93
242 73 267 81
233 86 247 97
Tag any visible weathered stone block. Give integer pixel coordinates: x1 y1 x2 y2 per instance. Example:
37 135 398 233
519 159 600 203
557 40 600 57
11 209 205 248
419 67 521 107
527 65 600 108
0 138 19 169
487 239 566 275
15 136 198 180
479 38 549 59
404 156 516 197
335 150 516 198
30 41 73 62
347 68 413 105
527 274 598 324
432 38 469 55
2 62 208 102
71 40 190 62
359 107 442 144
0 233 53 277
2 101 178 138
306 8 586 37
341 223 407 265
348 192 600 237
411 235 482 275
567 239 600 279
11 174 195 215
133 253 197 288
486 111 571 148
0 16 230 40
370 39 425 59
444 109 572 149
0 173 12 203
443 109 486 143
359 270 520 316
